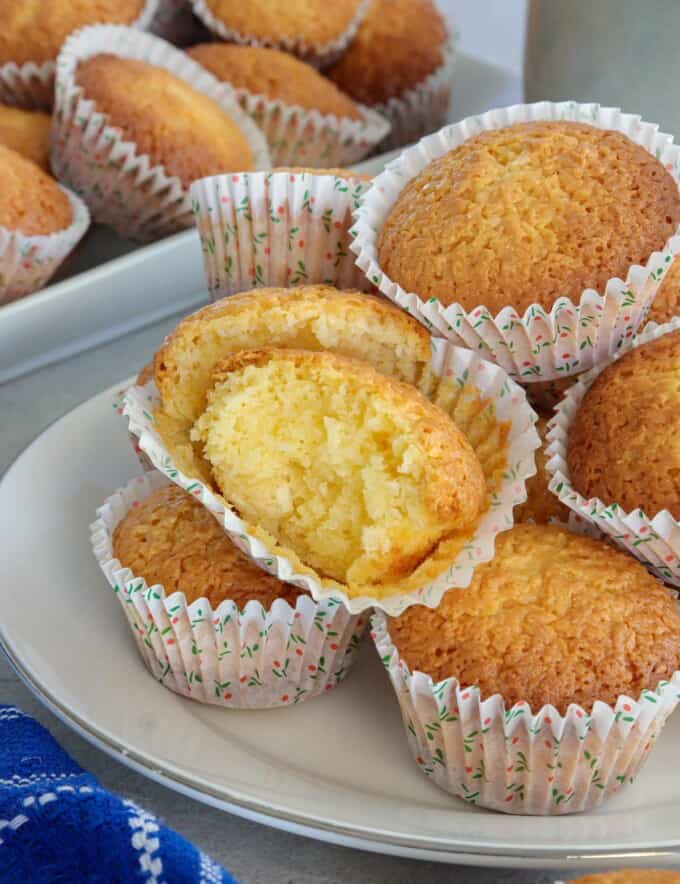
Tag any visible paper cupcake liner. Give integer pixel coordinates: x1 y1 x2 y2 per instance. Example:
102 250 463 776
351 101 680 382
371 610 680 815
0 0 159 110
112 386 155 472
545 316 680 586
230 89 389 168
50 25 270 243
371 41 456 152
0 187 90 307
191 170 373 298
188 0 370 69
122 339 540 616
91 471 367 709
148 0 207 45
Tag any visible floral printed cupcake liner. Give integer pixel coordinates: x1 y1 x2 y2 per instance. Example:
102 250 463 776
112 385 155 472
188 0 370 69
351 101 680 382
91 471 367 709
0 186 90 307
226 89 389 168
370 40 456 152
122 339 540 616
0 0 159 110
50 25 270 242
545 316 680 587
191 170 373 298
371 610 680 815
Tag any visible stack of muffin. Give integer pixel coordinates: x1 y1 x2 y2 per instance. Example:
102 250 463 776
0 0 455 306
88 99 680 824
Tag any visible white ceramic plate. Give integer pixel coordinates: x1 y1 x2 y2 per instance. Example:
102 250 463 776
2 383 680 871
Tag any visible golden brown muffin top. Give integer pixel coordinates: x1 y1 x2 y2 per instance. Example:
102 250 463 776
187 44 361 120
203 0 362 47
377 121 680 315
327 0 447 105
0 106 50 171
648 257 680 326
112 483 304 609
274 166 372 182
567 330 680 519
0 0 145 66
514 415 568 525
389 524 680 713
573 872 680 884
0 144 72 235
136 361 154 387
75 54 254 190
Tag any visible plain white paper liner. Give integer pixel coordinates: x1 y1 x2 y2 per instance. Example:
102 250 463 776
51 24 270 242
188 0 370 69
122 339 540 616
91 471 367 708
0 0 159 110
351 101 680 382
191 170 373 298
546 316 680 587
228 88 389 168
0 186 90 307
371 40 456 152
371 610 680 815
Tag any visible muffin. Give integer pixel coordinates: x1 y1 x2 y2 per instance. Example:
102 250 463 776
187 44 362 120
389 523 680 712
0 1 147 67
113 483 304 609
373 522 680 813
274 166 372 183
75 54 255 189
0 106 50 171
571 873 680 883
192 348 487 590
189 0 366 66
567 329 680 519
154 285 432 426
327 0 453 148
186 43 388 167
0 144 71 235
94 473 367 708
648 254 680 325
514 416 568 524
377 121 680 316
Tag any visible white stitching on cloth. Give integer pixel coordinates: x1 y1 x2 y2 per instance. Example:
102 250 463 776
0 787 98 847
199 851 222 883
0 772 82 786
124 800 164 883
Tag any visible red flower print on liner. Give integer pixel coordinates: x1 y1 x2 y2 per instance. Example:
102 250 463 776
281 694 289 702
224 692 232 700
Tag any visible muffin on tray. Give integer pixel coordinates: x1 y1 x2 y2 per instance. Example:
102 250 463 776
188 0 367 68
327 0 454 148
92 473 367 708
570 872 680 883
186 43 388 167
0 105 51 171
373 523 680 814
0 144 89 305
648 254 680 325
0 0 154 109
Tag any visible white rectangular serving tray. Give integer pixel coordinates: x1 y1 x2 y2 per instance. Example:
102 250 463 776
0 53 521 384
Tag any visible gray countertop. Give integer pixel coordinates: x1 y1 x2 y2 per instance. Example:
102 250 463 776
0 318 619 884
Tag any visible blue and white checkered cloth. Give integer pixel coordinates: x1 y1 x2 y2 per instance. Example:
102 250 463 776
0 705 238 883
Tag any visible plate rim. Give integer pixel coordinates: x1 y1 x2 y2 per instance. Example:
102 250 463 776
2 381 680 871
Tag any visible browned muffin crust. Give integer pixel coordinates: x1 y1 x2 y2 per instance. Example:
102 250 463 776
0 106 50 171
567 330 680 519
572 872 680 884
648 257 680 325
389 524 680 714
327 0 447 105
203 0 362 47
514 416 568 524
187 44 361 120
0 0 145 65
0 144 72 235
112 483 304 609
378 121 680 315
75 54 254 189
